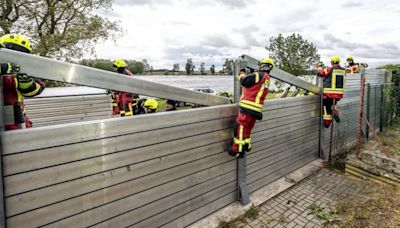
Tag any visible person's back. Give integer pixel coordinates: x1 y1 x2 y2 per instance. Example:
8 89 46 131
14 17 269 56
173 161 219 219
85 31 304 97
0 34 45 130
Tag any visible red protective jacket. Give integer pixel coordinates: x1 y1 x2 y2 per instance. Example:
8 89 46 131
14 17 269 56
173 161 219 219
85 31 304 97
2 74 45 130
238 71 270 120
116 68 134 116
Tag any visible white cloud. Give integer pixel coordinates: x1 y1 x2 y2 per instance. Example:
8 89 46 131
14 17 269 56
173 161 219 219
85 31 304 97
95 0 400 69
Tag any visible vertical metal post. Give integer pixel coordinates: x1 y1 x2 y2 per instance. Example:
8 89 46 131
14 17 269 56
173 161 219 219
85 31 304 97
0 79 6 228
375 86 378 130
233 60 249 205
380 84 384 132
366 83 371 139
317 76 324 159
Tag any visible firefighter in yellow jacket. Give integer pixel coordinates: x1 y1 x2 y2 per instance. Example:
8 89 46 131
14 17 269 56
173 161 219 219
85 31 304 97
317 56 346 128
0 34 45 130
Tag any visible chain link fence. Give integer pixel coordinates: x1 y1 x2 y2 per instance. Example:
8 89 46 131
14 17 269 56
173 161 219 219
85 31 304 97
323 70 400 160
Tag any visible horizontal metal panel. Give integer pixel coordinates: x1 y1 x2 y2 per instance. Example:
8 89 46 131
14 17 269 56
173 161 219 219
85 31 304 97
248 132 319 170
29 116 111 128
254 109 319 132
6 151 234 227
86 171 236 227
262 103 319 120
4 121 233 196
0 49 230 106
26 104 111 117
6 149 234 220
6 136 232 214
24 94 110 105
8 160 235 226
158 191 236 228
1 104 237 154
263 96 319 112
247 141 319 183
248 155 317 193
4 117 232 176
240 55 321 94
251 118 319 145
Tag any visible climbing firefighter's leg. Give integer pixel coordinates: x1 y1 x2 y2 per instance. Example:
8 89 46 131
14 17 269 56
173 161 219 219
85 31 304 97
323 96 333 128
229 112 256 158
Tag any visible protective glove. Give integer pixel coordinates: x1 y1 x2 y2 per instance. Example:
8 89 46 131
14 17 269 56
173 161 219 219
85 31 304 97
16 73 34 90
0 63 20 74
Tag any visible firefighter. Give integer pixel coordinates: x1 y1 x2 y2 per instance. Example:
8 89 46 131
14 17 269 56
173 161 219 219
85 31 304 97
0 34 45 130
166 99 177 111
135 98 158 114
346 56 368 73
317 56 346 128
112 59 136 116
228 58 272 158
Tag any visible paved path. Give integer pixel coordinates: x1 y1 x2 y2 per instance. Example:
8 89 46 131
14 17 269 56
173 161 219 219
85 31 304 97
238 169 367 228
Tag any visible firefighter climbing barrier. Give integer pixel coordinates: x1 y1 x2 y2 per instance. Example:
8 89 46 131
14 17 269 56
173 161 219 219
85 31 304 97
0 49 393 227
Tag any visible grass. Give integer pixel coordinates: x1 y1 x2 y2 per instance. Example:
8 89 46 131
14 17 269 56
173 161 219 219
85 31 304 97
332 182 400 228
307 204 342 226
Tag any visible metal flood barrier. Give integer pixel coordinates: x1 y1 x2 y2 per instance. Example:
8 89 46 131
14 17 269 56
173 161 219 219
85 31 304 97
24 92 112 128
0 95 320 228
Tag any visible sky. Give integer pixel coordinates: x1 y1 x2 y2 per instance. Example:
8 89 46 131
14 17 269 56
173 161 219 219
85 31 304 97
93 0 400 70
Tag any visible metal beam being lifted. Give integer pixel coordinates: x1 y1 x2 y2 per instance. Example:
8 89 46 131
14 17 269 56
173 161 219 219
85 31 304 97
239 55 321 94
0 49 230 106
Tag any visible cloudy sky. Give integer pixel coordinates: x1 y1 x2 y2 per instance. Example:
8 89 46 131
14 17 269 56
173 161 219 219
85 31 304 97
94 0 400 70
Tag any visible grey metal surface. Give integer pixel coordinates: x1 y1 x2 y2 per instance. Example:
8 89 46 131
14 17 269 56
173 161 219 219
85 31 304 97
0 76 6 228
24 94 112 127
1 95 321 227
238 157 250 205
239 55 321 94
0 49 230 106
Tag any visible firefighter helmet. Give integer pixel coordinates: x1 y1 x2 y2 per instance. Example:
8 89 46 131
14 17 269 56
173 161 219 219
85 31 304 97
330 56 341 64
113 59 127 68
259 58 274 70
144 99 158 110
347 56 354 62
0 34 32 53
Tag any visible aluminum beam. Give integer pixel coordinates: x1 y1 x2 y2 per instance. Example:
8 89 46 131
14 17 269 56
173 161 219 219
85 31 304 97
0 49 230 106
239 55 321 94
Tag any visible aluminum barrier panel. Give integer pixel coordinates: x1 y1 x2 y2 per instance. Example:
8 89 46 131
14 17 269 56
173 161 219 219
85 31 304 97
0 96 319 228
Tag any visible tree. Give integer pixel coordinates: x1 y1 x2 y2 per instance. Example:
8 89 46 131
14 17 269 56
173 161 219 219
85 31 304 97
173 63 180 72
223 59 233 75
200 62 206 75
142 59 150 74
127 60 144 74
1 0 121 60
185 58 195 75
266 33 320 76
210 64 215 75
0 0 26 34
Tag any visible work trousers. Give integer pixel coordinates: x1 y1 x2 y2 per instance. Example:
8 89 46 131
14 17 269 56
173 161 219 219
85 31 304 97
231 112 257 155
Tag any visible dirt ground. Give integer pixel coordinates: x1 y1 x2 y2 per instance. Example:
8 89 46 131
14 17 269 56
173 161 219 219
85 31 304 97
363 119 400 158
332 180 400 228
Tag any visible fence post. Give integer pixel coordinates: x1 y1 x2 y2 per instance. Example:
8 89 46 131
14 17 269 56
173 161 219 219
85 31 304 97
366 83 371 139
232 60 250 205
0 79 6 228
380 84 384 132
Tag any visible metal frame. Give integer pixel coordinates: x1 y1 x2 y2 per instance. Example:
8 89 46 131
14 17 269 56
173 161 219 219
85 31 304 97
239 55 321 94
0 78 6 227
0 49 230 106
233 60 250 205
